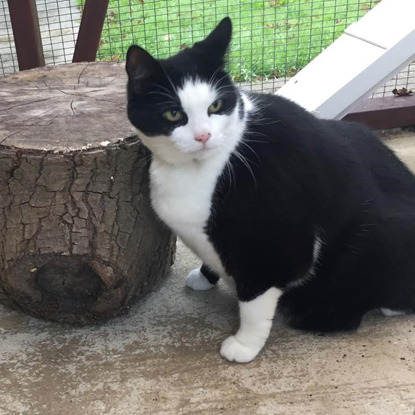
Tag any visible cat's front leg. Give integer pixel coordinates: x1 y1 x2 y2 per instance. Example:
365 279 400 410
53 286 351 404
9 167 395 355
186 264 220 291
220 287 282 363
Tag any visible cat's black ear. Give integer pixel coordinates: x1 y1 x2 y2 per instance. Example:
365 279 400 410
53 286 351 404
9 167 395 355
192 17 232 68
126 45 164 81
204 17 232 56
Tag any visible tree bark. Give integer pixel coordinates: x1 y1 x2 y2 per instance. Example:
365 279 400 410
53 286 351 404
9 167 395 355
0 62 176 324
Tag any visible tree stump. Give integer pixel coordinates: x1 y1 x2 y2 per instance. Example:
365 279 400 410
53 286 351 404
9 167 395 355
0 62 176 324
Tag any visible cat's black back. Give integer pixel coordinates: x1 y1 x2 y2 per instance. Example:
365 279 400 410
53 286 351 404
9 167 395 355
207 92 415 330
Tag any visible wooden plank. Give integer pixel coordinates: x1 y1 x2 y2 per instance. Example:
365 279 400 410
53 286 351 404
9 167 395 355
72 0 110 62
276 0 415 120
345 0 415 49
343 95 415 130
7 0 45 70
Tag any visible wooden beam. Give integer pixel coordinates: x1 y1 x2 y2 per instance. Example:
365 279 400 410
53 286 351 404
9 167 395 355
276 0 415 120
72 0 110 62
343 95 415 130
7 0 45 70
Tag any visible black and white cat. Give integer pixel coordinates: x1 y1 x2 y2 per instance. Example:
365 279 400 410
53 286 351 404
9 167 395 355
126 17 415 363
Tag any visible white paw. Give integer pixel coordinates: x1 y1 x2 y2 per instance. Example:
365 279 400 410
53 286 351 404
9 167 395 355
185 268 215 291
381 308 405 317
220 336 262 363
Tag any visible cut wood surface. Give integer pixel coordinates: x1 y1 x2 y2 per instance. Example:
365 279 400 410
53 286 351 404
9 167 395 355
0 62 135 151
0 62 176 324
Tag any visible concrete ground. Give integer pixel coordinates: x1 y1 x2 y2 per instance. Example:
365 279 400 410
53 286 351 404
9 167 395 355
1 131 415 415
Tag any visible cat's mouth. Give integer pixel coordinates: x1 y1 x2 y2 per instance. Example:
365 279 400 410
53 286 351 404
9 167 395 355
185 144 219 159
190 142 216 153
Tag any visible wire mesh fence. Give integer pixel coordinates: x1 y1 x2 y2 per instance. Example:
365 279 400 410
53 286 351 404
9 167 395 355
0 0 414 98
373 62 415 98
0 0 81 74
92 0 385 93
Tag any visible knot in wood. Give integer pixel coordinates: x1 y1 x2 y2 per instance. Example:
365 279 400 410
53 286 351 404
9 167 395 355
35 257 104 302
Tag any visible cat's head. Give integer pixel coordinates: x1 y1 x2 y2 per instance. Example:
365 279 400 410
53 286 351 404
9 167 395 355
126 17 244 164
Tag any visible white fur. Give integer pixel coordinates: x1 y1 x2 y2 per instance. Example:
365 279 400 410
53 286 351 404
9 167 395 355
381 308 405 317
139 79 250 164
149 151 230 278
139 80 253 279
220 287 282 363
287 233 323 289
186 268 215 291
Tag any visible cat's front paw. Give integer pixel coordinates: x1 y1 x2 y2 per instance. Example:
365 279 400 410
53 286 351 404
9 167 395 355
186 268 215 291
381 308 405 317
220 336 262 363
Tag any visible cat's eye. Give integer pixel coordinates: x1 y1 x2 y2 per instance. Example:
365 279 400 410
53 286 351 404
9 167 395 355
164 110 183 122
208 99 223 114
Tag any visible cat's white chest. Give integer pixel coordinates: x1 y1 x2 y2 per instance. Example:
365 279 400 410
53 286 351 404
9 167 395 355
149 155 229 277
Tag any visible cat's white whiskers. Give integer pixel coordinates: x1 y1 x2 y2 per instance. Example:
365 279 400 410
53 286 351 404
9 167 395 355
232 148 257 187
162 73 179 96
151 82 178 97
244 130 270 142
257 120 282 126
224 157 236 191
209 66 225 86
254 119 282 126
210 72 231 90
213 83 235 95
145 91 178 106
140 154 153 168
243 137 269 144
238 140 261 164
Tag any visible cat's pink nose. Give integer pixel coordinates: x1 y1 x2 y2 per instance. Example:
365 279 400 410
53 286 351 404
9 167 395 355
194 131 211 144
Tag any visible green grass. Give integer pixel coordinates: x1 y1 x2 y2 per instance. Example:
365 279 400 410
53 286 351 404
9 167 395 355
82 0 379 82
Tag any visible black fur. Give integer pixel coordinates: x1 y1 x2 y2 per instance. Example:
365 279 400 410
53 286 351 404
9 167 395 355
127 17 415 333
201 265 221 285
207 91 415 331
